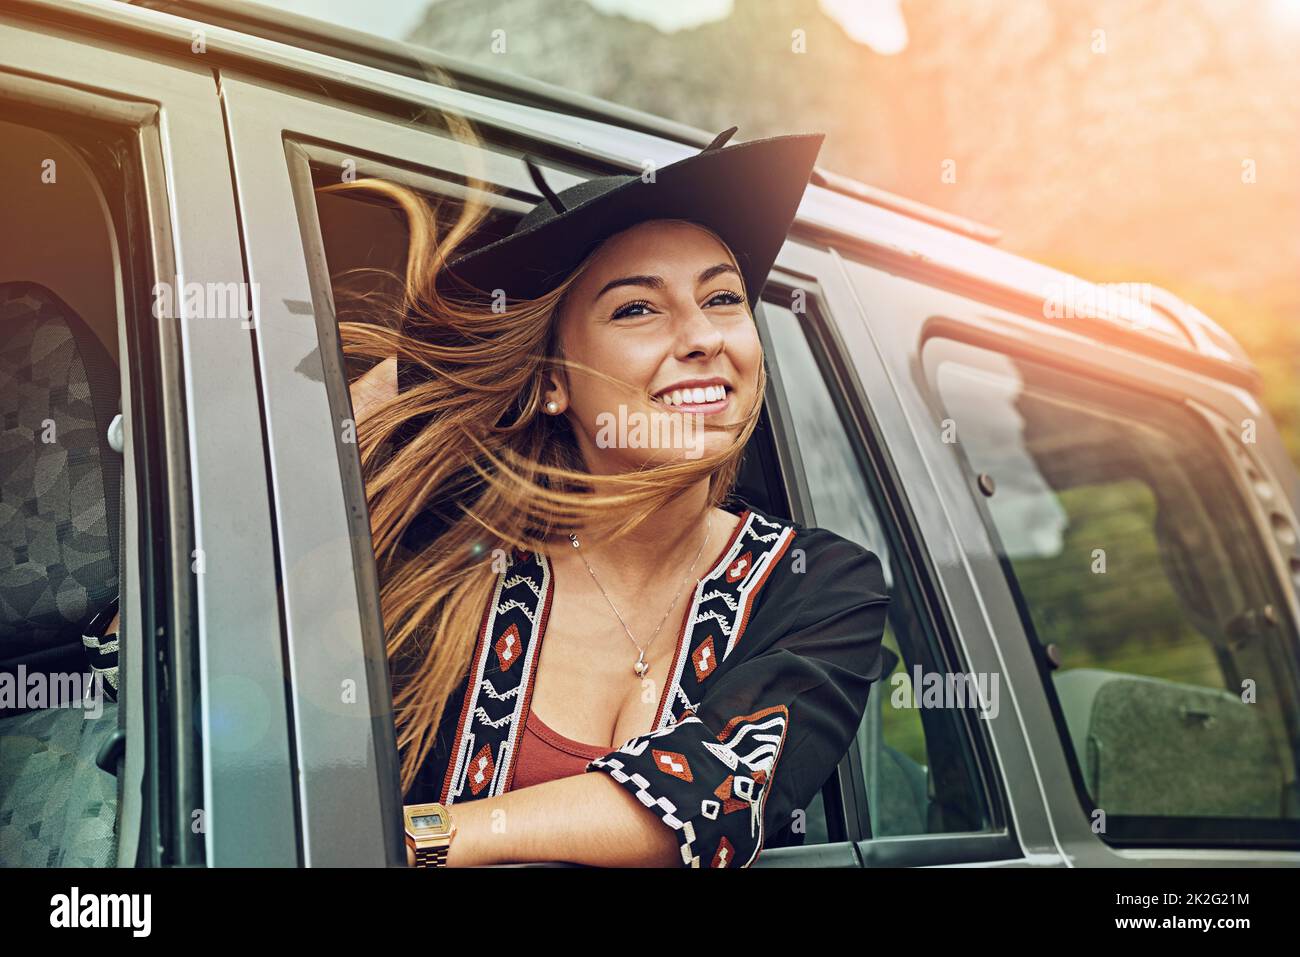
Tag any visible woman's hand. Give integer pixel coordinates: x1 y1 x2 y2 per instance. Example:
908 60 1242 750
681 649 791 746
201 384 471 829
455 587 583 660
349 355 397 427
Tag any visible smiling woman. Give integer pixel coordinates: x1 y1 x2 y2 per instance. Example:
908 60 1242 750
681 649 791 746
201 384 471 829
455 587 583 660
336 121 890 868
541 220 762 472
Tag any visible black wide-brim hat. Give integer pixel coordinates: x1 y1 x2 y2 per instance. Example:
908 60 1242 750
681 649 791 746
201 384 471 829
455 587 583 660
437 127 825 305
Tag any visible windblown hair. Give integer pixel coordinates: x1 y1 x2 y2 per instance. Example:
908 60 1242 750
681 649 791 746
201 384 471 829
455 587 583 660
326 113 767 795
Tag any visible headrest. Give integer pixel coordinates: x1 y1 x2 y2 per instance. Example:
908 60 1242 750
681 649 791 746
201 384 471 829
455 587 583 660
1054 668 1280 817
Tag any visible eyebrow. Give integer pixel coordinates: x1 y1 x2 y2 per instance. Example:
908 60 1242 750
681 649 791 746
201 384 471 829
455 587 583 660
593 262 741 301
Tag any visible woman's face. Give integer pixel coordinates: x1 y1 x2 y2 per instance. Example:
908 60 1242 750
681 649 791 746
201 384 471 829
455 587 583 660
548 220 763 473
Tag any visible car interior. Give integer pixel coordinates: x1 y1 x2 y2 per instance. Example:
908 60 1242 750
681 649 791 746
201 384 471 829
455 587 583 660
1040 416 1300 820
939 346 1300 825
0 118 126 867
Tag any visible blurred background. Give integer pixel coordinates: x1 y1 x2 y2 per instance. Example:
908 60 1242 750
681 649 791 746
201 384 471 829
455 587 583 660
271 0 1300 460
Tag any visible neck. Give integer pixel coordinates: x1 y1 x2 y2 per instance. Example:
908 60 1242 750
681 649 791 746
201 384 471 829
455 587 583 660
572 480 718 578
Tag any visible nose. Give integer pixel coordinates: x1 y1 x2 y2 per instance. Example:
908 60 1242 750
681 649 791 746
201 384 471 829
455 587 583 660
672 300 725 362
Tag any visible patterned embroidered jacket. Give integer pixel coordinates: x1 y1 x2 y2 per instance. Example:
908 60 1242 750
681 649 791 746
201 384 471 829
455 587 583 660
404 505 890 868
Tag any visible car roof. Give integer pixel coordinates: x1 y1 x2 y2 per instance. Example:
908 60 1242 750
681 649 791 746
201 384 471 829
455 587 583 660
20 0 1258 387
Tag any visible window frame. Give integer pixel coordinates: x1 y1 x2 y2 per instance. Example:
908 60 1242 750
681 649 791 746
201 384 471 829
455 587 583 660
218 64 1028 868
221 70 642 867
0 27 265 866
277 123 870 867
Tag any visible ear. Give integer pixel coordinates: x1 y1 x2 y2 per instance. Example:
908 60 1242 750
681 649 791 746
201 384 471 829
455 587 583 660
542 367 568 414
544 306 573 413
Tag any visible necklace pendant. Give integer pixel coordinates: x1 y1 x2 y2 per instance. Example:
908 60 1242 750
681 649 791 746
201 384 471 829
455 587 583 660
633 652 649 678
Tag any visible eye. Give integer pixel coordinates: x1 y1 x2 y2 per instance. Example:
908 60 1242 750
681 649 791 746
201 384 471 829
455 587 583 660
610 290 743 321
611 298 654 320
706 290 745 307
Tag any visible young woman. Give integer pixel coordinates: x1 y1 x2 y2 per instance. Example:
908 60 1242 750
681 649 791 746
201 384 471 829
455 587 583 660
340 123 890 868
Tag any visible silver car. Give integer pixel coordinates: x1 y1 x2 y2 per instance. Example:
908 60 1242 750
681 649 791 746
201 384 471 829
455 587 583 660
2 0 1298 869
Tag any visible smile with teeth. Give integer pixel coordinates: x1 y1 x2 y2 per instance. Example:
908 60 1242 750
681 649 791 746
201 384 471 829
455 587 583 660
653 384 730 409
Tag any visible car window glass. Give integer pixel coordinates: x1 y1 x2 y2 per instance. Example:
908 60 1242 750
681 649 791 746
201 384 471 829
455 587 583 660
926 337 1300 843
763 300 995 839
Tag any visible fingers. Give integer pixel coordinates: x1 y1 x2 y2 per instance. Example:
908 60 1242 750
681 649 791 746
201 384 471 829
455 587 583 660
349 356 398 425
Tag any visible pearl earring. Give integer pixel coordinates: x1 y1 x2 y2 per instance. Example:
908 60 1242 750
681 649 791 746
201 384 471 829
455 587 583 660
545 400 560 415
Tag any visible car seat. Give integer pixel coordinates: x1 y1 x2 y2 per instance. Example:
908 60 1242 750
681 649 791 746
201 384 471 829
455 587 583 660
0 281 123 866
1054 668 1296 818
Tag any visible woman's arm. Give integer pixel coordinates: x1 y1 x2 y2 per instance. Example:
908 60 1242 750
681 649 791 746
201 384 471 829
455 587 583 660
583 535 890 868
435 772 681 867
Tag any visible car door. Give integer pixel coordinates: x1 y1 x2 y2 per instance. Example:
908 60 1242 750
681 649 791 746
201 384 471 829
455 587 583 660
0 11 289 866
222 59 992 865
750 243 1058 867
217 66 581 866
843 256 1300 866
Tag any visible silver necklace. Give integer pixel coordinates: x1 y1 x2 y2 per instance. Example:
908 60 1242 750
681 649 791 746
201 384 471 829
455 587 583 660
568 513 713 678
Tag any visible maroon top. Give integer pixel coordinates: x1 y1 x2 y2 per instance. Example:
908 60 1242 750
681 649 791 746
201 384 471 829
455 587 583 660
510 708 610 791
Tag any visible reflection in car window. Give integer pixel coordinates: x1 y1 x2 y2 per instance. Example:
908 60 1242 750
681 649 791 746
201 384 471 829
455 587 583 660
927 338 1300 842
763 301 993 839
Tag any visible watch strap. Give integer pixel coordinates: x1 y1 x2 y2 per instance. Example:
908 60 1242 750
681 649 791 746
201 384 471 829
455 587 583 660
413 842 450 868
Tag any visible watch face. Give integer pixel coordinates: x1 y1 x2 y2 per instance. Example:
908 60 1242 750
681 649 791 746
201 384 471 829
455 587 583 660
411 812 444 829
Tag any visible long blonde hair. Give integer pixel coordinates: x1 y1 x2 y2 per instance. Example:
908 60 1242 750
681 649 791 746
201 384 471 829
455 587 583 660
326 115 767 795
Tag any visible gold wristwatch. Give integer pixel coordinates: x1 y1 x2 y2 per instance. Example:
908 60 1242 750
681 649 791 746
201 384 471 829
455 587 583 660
404 802 455 868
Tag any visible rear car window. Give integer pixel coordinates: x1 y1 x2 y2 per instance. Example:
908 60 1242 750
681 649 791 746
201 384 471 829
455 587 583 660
924 336 1300 846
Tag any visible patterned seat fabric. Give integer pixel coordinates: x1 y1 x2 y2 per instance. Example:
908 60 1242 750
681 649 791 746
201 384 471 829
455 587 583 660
0 281 119 656
0 281 122 868
0 700 120 866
